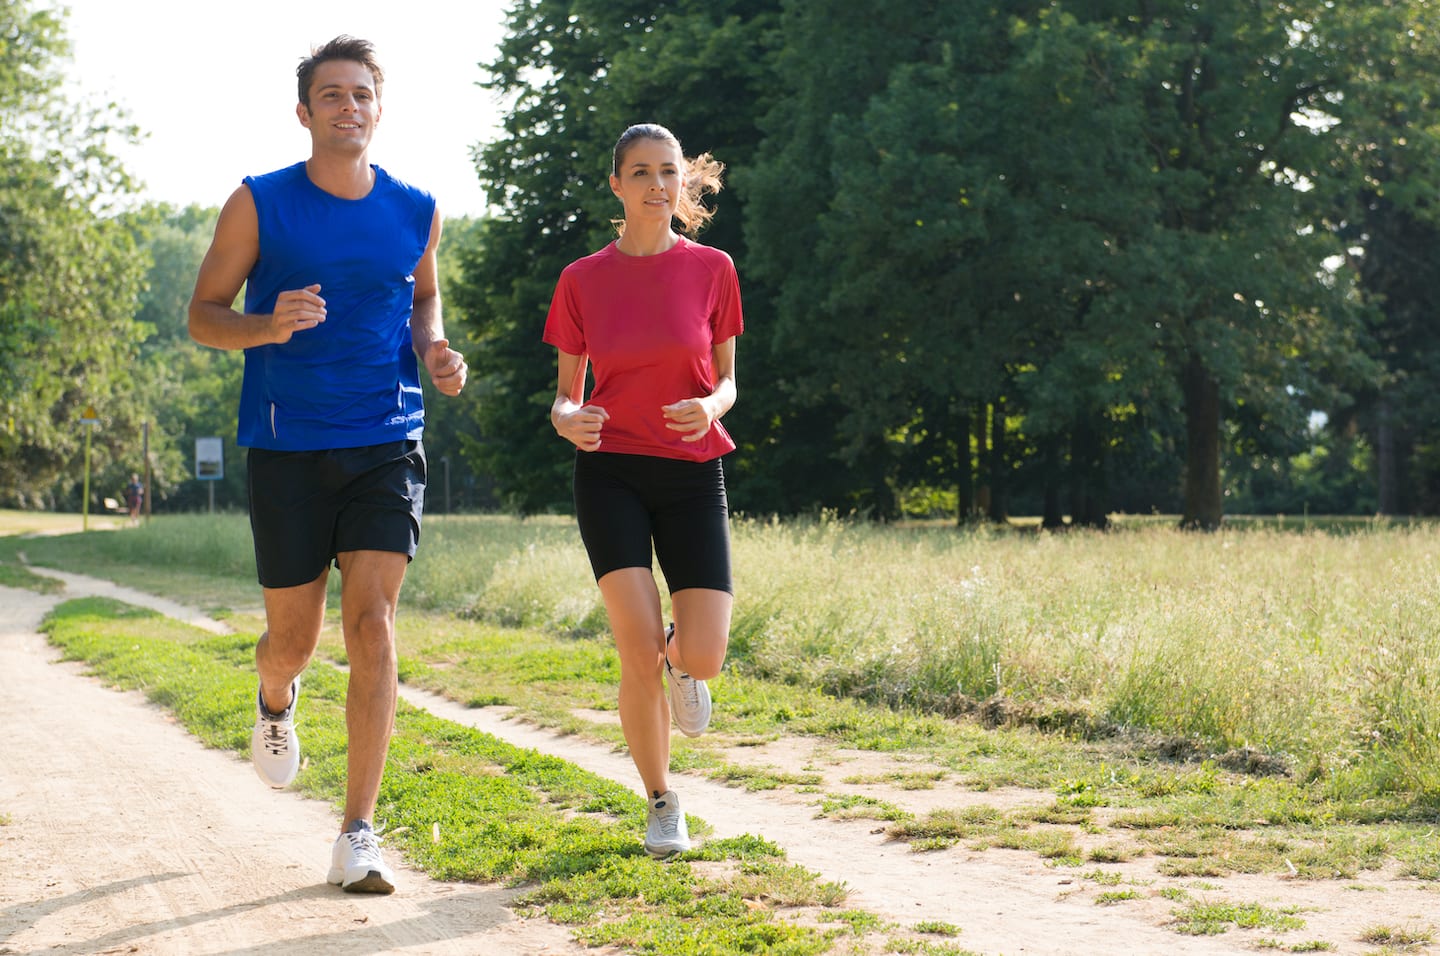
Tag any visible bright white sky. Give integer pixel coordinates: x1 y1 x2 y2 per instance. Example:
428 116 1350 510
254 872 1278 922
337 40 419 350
54 0 510 218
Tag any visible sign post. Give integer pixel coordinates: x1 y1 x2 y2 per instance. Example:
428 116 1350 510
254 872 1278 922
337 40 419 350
142 421 151 522
195 437 224 514
80 405 99 530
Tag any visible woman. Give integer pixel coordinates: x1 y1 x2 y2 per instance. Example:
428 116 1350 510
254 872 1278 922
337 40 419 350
543 123 742 859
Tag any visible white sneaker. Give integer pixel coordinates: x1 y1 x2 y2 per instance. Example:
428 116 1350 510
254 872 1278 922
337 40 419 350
251 679 300 789
328 820 396 894
644 790 690 860
665 625 711 737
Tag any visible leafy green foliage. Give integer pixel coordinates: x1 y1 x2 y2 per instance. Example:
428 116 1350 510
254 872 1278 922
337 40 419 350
453 0 780 513
0 0 150 508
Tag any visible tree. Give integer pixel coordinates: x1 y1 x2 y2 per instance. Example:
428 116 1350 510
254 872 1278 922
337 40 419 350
0 0 149 507
1317 3 1440 515
119 203 247 512
1109 0 1370 529
458 0 779 513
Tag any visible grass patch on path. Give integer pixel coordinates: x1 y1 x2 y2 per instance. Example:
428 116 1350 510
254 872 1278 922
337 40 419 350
41 598 854 956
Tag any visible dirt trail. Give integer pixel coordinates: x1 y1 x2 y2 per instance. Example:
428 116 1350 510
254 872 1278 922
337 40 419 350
2 571 1435 955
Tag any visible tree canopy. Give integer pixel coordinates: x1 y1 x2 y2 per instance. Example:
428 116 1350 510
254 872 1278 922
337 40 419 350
0 0 150 507
444 0 1440 523
7 0 1440 522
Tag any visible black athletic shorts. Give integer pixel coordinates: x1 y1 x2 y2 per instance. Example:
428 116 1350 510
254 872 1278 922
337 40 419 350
247 440 427 589
572 450 732 594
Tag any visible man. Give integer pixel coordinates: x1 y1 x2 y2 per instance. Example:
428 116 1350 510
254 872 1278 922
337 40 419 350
188 35 466 895
124 473 143 522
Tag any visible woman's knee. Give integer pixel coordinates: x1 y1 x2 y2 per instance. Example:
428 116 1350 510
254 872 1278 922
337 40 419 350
670 626 728 680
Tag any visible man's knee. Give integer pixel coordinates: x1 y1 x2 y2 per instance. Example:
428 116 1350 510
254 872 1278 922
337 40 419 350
258 628 319 675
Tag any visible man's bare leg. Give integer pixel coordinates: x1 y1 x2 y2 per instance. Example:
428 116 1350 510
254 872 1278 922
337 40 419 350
334 549 408 829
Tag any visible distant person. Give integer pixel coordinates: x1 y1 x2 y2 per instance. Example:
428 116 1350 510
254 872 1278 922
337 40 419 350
187 35 467 894
124 473 143 523
544 123 741 859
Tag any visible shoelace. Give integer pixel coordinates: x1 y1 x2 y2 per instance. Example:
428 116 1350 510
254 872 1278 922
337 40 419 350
342 829 385 867
669 661 702 708
260 720 290 757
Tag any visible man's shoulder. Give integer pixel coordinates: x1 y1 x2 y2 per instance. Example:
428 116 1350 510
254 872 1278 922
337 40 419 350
244 161 308 191
374 166 436 210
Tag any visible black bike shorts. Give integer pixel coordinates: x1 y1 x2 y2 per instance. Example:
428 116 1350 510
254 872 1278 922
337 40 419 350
572 450 732 594
246 440 426 589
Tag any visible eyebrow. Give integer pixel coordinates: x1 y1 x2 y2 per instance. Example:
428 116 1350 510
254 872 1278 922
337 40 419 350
315 82 375 95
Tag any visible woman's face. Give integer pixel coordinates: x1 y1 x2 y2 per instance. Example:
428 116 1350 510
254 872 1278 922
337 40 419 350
609 137 684 227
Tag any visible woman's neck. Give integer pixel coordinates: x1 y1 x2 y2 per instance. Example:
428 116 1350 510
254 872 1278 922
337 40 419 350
615 222 680 257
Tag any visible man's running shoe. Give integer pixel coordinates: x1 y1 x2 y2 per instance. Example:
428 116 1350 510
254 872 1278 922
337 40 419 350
328 819 396 894
251 679 300 789
644 790 690 860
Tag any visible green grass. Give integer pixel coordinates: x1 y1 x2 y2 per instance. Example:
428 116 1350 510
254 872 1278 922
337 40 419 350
12 511 1440 801
1358 923 1435 946
39 597 855 955
1171 899 1306 935
0 560 64 592
1095 889 1142 905
12 512 1440 941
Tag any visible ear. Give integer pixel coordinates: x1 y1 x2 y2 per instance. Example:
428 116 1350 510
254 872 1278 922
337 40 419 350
296 101 311 129
609 172 622 200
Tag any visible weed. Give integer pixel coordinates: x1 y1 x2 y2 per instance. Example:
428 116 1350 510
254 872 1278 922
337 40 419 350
1095 889 1141 905
1359 923 1434 946
821 910 888 935
1171 899 1306 935
1081 868 1125 886
817 794 912 823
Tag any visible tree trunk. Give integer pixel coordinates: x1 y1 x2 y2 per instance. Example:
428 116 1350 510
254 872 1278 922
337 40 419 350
1180 353 1223 530
1041 436 1064 529
1376 396 1397 515
955 409 974 526
974 401 991 518
1069 419 1109 529
987 397 1008 522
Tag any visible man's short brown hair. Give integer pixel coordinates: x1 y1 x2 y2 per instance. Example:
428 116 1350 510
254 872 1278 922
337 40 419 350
296 35 384 108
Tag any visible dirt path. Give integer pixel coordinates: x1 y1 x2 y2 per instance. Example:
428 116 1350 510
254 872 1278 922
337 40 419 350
2 571 1435 955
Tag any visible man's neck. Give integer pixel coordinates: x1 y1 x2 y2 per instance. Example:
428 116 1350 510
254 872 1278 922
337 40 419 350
304 154 374 200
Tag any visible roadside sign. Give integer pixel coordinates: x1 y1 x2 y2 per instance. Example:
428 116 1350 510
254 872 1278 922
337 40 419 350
196 437 224 480
80 405 99 426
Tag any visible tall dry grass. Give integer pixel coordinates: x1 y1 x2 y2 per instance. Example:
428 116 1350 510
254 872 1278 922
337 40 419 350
11 511 1439 793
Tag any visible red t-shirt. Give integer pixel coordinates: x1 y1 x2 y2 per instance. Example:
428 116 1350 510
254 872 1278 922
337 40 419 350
543 236 744 461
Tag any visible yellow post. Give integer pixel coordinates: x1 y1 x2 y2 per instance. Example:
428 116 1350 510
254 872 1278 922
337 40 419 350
82 424 92 531
80 405 98 531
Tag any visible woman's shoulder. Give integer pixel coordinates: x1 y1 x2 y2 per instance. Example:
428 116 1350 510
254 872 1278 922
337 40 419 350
563 241 621 275
675 237 737 276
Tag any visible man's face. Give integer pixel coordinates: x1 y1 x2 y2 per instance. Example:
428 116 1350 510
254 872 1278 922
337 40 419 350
297 60 380 152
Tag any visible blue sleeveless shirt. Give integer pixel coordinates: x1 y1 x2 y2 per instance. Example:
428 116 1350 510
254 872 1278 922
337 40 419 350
236 162 436 450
